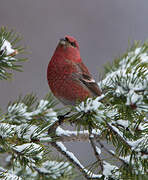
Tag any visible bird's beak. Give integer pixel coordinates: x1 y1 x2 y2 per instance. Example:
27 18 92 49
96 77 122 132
59 38 66 45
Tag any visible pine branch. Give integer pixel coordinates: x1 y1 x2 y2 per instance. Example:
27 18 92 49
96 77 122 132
97 140 128 166
48 111 70 136
107 123 131 149
0 27 27 80
50 141 102 180
0 167 22 180
55 127 101 142
0 27 148 179
32 160 73 179
107 122 148 155
89 135 104 172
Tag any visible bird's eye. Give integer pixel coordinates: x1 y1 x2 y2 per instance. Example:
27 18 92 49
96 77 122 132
65 37 69 42
65 37 76 47
70 42 76 47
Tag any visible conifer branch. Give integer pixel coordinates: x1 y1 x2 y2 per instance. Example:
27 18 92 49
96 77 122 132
50 141 102 180
55 127 101 142
89 136 104 172
0 27 148 179
97 140 129 166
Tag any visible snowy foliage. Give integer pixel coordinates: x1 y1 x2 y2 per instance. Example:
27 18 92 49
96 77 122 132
33 161 72 179
12 143 43 163
0 91 73 179
0 123 16 138
1 39 16 56
0 170 22 180
101 44 148 113
6 99 57 124
0 27 27 80
75 95 107 125
72 42 148 179
0 28 148 179
76 96 104 113
103 161 119 179
0 160 73 180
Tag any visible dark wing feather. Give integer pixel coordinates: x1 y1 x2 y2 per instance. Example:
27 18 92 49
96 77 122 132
72 62 102 96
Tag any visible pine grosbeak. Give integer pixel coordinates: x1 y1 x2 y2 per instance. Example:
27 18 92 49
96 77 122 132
47 35 101 105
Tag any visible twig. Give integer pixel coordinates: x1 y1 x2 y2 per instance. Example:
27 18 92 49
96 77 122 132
97 140 128 165
89 134 104 172
107 123 148 155
56 127 101 142
50 141 102 180
107 123 131 149
48 111 70 135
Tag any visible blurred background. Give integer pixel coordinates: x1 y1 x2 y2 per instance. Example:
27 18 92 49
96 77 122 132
0 0 148 178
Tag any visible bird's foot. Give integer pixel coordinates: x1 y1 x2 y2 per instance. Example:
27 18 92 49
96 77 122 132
57 111 71 124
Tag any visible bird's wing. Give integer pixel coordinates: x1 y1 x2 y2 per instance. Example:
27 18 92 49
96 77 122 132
72 61 102 96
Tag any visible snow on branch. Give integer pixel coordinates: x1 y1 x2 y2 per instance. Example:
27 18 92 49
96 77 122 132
76 95 105 113
0 123 16 138
33 160 72 179
1 39 17 56
4 97 57 124
51 141 102 180
12 143 43 164
55 126 101 142
0 160 73 180
0 167 22 180
0 27 27 80
101 43 148 112
62 42 148 179
0 29 148 180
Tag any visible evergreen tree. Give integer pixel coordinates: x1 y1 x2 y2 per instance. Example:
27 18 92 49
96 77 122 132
0 27 147 180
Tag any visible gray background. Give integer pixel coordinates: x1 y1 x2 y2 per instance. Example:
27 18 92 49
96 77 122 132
0 0 148 178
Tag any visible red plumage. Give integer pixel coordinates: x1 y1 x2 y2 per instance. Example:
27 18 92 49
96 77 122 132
47 35 101 105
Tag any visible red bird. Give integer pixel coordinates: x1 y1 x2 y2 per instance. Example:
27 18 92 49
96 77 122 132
47 35 101 105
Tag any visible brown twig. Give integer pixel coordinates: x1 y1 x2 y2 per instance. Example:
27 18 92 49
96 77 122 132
50 141 102 180
89 135 104 172
97 140 128 165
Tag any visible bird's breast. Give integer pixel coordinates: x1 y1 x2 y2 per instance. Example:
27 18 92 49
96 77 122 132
47 58 72 93
47 54 91 104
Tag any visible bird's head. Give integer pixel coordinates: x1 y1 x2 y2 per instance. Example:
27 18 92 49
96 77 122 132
55 35 81 62
59 35 79 50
